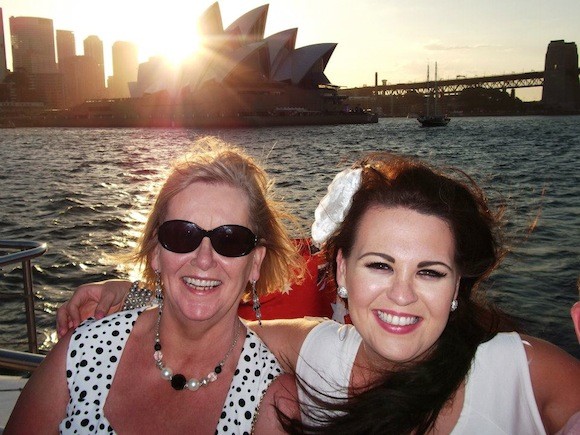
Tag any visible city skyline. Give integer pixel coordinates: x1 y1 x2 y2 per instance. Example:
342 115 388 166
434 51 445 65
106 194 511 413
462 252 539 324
1 0 579 101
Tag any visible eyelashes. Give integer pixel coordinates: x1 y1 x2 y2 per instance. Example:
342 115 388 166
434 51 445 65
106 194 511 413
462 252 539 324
365 262 448 278
366 262 391 271
418 269 447 278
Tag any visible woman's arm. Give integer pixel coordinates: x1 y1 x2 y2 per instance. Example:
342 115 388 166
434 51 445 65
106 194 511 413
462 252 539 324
56 279 133 337
253 372 299 434
571 301 580 343
523 335 580 433
247 318 323 372
4 332 73 433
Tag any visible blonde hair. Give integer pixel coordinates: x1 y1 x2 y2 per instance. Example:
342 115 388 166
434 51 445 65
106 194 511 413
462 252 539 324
131 137 305 299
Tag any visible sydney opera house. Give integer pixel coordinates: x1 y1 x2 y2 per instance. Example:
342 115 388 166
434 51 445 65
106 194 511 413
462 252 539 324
27 2 376 127
131 3 342 112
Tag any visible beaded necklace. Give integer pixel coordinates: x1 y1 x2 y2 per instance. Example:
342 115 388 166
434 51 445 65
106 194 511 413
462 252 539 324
153 300 241 391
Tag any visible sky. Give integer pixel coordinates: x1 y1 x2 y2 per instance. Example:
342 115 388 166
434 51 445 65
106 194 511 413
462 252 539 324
1 0 579 101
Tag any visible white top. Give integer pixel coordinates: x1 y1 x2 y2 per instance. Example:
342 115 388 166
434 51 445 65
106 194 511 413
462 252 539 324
60 309 282 434
297 320 546 434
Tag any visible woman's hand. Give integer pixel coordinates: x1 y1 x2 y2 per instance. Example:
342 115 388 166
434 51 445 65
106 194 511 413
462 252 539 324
56 279 133 338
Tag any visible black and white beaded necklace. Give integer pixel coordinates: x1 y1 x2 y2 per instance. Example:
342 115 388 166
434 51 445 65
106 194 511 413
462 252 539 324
153 301 241 391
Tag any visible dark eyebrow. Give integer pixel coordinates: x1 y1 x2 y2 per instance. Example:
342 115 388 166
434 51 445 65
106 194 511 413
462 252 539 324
360 252 395 262
360 253 453 272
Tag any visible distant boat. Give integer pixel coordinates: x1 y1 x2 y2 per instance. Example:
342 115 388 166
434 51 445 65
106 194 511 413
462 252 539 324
417 113 450 127
418 62 450 127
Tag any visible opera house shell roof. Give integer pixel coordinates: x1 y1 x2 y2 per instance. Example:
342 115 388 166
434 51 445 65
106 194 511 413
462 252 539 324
129 2 344 115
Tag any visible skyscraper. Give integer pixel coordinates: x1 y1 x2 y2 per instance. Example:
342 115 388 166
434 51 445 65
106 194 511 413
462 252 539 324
109 40 138 98
60 55 102 107
0 8 8 81
84 35 105 90
56 30 76 67
10 16 57 74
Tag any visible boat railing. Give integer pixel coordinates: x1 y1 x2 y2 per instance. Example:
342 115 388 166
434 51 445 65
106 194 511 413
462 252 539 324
0 240 47 371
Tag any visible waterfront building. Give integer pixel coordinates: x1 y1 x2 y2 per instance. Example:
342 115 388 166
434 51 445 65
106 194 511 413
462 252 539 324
27 72 64 108
60 55 103 108
7 16 63 108
56 30 76 67
9 16 57 74
109 41 138 98
83 35 105 91
4 2 374 124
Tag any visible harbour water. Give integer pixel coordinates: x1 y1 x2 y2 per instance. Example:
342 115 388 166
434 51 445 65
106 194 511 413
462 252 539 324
0 116 578 358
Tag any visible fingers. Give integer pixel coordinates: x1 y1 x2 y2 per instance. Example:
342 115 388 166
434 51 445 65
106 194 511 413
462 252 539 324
65 292 84 328
56 301 70 339
56 300 80 339
54 280 129 339
95 290 117 319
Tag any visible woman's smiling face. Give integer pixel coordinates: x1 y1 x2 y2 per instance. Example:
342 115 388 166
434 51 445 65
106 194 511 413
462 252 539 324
337 206 460 365
152 181 265 326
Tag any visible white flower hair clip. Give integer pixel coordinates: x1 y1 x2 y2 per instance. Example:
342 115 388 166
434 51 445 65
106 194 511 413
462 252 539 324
311 167 363 248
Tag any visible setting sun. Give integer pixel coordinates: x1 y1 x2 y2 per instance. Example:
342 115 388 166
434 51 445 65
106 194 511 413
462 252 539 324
139 28 202 67
55 1 208 73
107 4 205 67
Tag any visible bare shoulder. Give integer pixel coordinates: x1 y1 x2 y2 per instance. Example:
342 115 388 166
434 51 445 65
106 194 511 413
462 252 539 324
252 372 298 434
520 334 580 433
5 331 73 433
246 317 326 371
521 334 579 367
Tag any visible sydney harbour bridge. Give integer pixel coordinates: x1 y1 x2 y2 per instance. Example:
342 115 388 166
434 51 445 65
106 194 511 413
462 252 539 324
344 40 580 113
361 71 545 97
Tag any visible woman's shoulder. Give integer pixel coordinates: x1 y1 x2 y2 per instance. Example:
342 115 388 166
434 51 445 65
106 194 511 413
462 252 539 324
305 320 359 344
501 333 580 434
298 320 360 375
68 308 147 350
524 334 580 433
243 325 283 370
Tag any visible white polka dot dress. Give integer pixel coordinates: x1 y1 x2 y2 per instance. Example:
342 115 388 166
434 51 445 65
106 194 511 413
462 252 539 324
59 309 283 434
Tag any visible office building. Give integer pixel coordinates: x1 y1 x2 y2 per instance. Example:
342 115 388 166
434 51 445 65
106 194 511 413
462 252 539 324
56 30 76 66
10 16 57 74
60 55 103 107
109 41 138 98
84 35 105 90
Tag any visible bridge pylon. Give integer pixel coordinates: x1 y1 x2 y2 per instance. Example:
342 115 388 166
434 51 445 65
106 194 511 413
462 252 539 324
542 40 580 110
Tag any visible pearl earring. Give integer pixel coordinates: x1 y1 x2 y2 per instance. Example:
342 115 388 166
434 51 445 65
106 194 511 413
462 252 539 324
451 299 458 311
337 286 348 299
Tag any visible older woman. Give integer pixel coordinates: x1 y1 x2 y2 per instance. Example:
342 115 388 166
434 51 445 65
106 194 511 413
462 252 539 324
6 140 302 434
54 152 580 434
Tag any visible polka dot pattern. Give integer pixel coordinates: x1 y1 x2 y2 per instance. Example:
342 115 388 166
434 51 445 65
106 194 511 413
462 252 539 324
59 309 282 434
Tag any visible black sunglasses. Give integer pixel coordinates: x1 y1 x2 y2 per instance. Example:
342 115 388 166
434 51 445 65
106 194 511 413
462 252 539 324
158 220 259 257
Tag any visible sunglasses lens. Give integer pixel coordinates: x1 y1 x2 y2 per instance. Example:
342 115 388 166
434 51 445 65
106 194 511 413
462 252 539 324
211 225 258 257
158 221 258 257
158 220 202 253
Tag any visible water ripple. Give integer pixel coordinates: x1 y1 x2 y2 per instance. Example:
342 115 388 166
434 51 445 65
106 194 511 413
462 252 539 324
0 118 578 356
